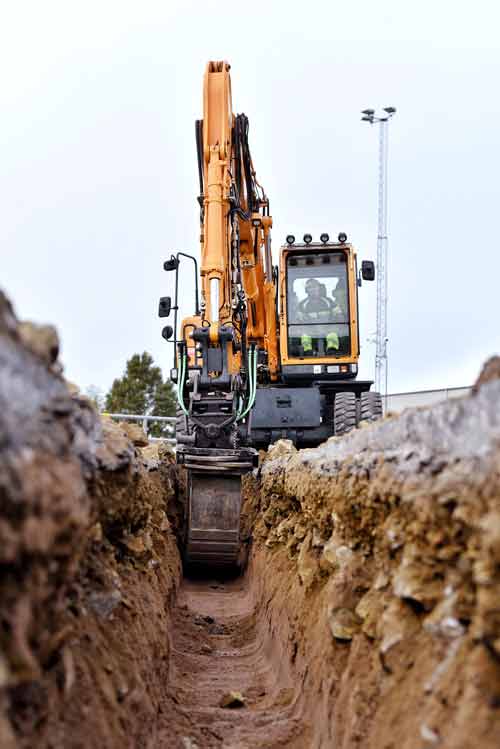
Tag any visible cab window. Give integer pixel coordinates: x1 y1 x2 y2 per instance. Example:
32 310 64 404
286 252 350 358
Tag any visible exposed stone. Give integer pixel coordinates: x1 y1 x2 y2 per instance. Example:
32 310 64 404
355 589 391 639
420 723 441 744
158 441 175 460
95 419 134 472
120 421 149 447
18 321 60 365
142 443 160 462
374 570 390 590
328 607 362 641
293 523 307 541
378 599 421 655
66 380 81 396
392 556 444 609
182 738 199 749
0 653 11 688
472 355 500 393
423 593 468 639
141 442 161 471
297 531 319 589
122 532 153 556
152 509 170 532
265 439 297 462
335 545 354 566
87 590 122 620
275 517 295 544
0 715 16 749
88 522 103 543
219 690 245 708
383 514 406 550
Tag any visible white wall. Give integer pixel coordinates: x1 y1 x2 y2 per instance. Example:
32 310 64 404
385 386 471 414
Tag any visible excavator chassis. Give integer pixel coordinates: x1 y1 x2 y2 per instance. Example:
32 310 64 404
177 448 258 567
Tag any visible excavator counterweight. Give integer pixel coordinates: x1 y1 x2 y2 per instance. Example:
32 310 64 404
160 62 381 568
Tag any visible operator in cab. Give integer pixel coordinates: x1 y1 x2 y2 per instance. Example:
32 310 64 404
298 278 342 355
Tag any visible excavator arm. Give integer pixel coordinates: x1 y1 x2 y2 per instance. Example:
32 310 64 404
197 62 278 374
172 61 278 567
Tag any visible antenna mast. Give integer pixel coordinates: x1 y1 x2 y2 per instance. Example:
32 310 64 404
361 107 396 409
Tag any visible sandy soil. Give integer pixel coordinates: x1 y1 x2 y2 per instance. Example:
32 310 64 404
157 572 305 748
0 291 182 749
242 377 500 748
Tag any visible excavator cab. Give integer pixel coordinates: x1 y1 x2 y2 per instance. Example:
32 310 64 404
279 235 365 382
285 252 350 358
248 233 379 451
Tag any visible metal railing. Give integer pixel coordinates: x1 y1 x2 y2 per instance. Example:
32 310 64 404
102 413 176 444
104 386 472 445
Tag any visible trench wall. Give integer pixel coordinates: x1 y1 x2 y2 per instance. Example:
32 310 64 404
2 286 499 748
243 380 500 748
0 292 182 749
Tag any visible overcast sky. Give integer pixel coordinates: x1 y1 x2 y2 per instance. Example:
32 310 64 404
1 0 499 396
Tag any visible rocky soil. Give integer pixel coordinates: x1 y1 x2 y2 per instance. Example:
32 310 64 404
0 291 181 748
1 288 499 748
243 372 500 748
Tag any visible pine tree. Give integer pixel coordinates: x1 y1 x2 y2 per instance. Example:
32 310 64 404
105 352 175 437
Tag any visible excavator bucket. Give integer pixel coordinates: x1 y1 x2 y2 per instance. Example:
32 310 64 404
178 447 258 568
185 473 242 566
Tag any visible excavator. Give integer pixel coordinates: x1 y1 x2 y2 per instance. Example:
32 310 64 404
159 61 381 567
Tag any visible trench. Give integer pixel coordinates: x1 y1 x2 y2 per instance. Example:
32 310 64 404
158 559 307 749
2 297 500 749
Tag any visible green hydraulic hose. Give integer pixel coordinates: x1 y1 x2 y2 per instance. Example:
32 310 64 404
238 348 257 421
236 350 250 420
177 346 256 426
248 349 258 416
236 357 250 421
176 352 189 418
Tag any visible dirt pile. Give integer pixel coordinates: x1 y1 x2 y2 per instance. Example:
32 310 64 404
0 291 181 749
243 382 500 747
473 355 500 393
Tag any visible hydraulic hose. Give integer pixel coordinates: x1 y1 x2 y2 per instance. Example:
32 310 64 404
238 348 257 421
177 344 256 427
236 348 251 420
176 351 190 418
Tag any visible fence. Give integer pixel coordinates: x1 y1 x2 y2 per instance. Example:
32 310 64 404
103 413 176 444
105 386 472 445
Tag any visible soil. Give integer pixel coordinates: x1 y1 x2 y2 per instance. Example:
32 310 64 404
0 291 182 749
158 571 306 748
1 288 500 748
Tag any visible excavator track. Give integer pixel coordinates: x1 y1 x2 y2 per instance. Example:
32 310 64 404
178 448 258 567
